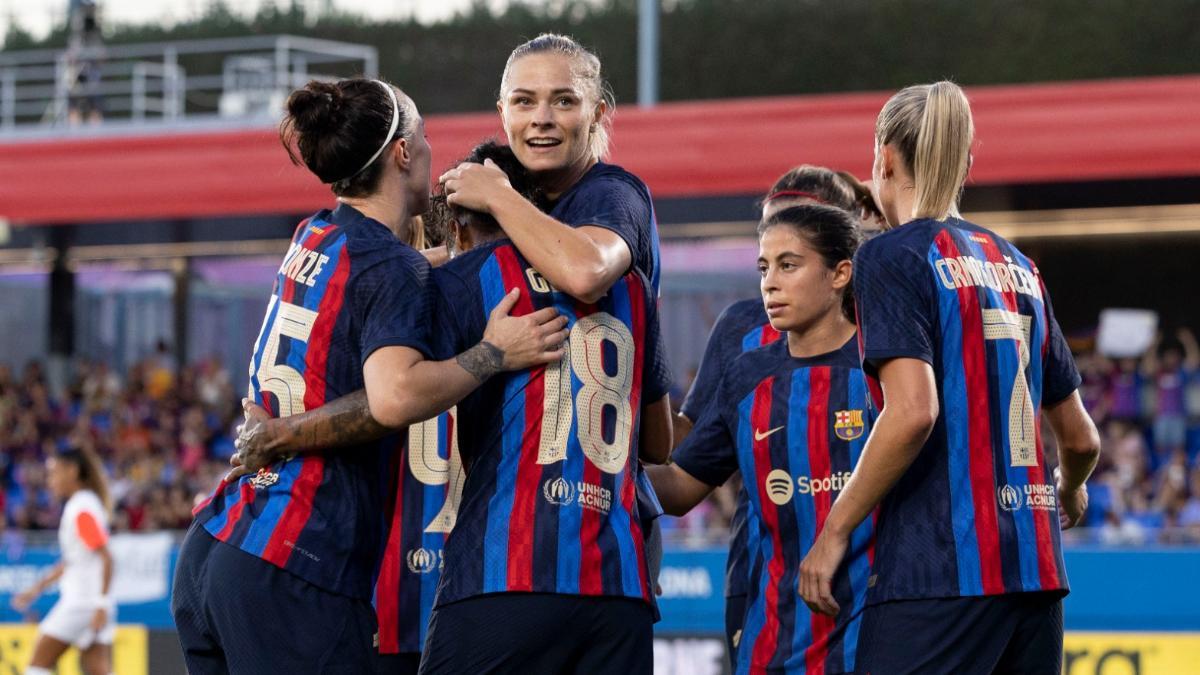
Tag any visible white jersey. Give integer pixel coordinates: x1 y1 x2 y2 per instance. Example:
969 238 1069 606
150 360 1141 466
57 489 112 605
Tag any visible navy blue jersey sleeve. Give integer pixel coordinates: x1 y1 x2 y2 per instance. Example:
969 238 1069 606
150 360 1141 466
640 278 673 404
355 253 434 365
562 174 650 269
429 269 481 361
681 305 738 422
1039 280 1082 406
671 379 738 487
853 236 936 374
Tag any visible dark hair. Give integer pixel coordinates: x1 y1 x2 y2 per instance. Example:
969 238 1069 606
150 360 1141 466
757 204 863 322
280 78 410 197
760 165 858 213
834 170 885 225
55 447 112 514
429 139 540 243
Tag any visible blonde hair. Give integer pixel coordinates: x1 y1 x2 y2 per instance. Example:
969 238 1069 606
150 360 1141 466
500 33 615 160
875 81 974 221
406 215 427 250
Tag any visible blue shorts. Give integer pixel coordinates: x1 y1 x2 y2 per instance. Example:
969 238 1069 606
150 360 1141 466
419 593 653 674
857 592 1063 675
171 523 378 675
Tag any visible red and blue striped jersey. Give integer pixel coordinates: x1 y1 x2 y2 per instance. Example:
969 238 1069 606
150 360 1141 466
674 338 873 674
374 408 463 654
681 298 781 599
429 239 672 608
854 217 1082 602
547 161 661 295
548 160 666 538
195 203 434 600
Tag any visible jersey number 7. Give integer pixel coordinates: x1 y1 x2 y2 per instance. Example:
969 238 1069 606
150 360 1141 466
982 308 1037 467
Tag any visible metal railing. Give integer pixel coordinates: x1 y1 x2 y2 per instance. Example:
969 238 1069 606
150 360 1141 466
0 34 377 135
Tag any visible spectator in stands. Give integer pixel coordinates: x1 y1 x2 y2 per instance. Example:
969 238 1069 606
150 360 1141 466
1108 356 1144 424
1142 329 1200 463
1 355 238 538
66 0 105 125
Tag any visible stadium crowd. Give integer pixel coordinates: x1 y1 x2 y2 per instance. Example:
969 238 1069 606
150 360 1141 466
2 330 1200 544
0 354 237 537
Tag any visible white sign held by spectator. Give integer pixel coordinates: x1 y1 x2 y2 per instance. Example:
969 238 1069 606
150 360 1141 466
1097 309 1158 358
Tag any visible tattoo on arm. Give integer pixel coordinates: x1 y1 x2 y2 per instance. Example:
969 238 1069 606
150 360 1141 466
456 341 505 382
286 389 390 451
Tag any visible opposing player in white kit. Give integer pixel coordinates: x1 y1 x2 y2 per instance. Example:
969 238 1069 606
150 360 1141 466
11 448 116 675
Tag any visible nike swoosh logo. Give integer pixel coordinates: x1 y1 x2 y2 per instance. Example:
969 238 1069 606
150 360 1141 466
754 426 785 442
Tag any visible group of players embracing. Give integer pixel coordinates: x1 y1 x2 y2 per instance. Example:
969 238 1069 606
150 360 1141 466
169 31 1102 675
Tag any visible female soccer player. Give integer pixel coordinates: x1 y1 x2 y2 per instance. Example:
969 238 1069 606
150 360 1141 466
800 81 1102 674
440 33 659 302
12 448 114 675
652 204 870 674
420 139 672 674
172 78 566 675
676 165 862 665
237 139 672 673
440 31 671 608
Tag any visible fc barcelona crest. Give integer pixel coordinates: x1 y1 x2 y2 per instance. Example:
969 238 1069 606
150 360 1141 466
834 410 865 441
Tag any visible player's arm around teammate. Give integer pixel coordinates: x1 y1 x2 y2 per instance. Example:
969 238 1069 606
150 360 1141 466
233 281 567 471
440 35 649 304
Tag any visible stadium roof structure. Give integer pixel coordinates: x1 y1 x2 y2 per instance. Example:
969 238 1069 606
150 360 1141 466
1 74 1197 227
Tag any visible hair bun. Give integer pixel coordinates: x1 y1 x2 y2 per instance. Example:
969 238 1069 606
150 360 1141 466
287 81 345 135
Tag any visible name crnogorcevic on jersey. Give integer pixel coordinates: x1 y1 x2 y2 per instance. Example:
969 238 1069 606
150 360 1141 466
853 217 1082 603
195 203 434 601
428 239 673 608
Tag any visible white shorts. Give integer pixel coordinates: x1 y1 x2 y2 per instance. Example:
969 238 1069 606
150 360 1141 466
38 600 117 648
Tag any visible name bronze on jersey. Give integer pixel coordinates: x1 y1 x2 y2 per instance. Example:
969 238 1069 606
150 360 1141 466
933 254 1043 301
277 241 332 288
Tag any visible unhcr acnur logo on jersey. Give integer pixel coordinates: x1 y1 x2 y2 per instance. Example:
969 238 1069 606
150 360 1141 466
543 477 576 506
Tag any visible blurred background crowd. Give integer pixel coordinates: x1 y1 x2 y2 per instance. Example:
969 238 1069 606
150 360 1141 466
5 328 1200 545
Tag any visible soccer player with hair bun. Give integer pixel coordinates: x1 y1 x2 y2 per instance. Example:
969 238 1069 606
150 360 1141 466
173 77 566 674
800 81 1101 674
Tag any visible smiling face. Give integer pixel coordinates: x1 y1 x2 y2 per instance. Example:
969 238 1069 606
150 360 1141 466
498 52 603 182
758 225 850 334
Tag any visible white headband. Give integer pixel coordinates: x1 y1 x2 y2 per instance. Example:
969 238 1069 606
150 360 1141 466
343 79 402 181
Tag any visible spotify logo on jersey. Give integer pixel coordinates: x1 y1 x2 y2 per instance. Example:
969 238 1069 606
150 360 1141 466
765 470 795 505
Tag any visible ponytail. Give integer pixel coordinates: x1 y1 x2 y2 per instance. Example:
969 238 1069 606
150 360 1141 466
57 447 112 515
877 81 974 221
